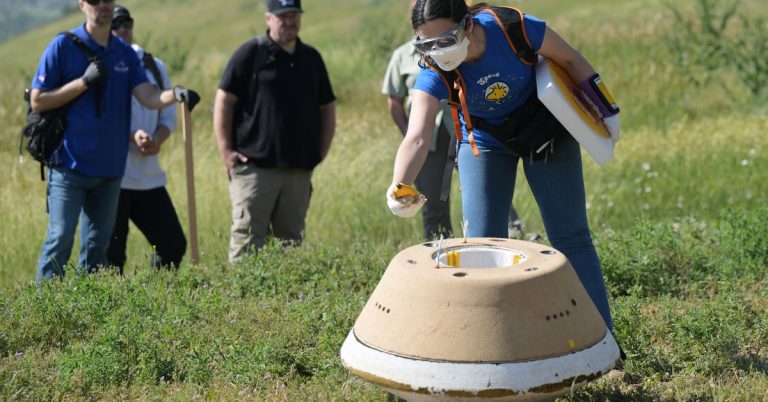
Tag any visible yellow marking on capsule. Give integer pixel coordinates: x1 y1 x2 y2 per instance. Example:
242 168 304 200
446 251 461 267
568 340 576 348
513 254 521 265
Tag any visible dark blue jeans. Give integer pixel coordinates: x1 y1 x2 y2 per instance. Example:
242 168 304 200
36 167 121 284
457 135 612 329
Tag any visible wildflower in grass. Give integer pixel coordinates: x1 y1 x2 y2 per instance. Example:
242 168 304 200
740 159 749 166
642 162 651 171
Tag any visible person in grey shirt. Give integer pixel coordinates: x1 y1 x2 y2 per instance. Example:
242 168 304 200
383 41 454 240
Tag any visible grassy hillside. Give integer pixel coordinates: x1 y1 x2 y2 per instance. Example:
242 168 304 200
0 0 76 44
0 0 767 400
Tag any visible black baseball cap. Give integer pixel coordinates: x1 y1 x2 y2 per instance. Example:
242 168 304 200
267 0 302 15
113 5 132 21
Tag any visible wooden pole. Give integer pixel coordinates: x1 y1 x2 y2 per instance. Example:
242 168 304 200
181 103 200 264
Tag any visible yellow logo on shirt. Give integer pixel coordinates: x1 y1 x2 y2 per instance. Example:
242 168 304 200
485 82 509 101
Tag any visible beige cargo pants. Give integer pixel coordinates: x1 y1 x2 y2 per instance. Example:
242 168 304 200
228 163 312 263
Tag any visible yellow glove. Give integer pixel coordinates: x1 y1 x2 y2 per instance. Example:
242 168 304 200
386 182 427 218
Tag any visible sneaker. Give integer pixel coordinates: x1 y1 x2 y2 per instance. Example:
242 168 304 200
527 233 543 242
508 220 525 239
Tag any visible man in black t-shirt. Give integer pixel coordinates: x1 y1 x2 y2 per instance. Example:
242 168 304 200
213 0 336 263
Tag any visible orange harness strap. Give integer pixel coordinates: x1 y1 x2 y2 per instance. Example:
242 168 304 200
454 74 479 157
424 60 479 156
422 6 536 159
449 107 462 143
481 7 535 66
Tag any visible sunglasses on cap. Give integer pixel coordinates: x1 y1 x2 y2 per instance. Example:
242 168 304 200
112 18 133 30
85 0 115 5
412 15 469 55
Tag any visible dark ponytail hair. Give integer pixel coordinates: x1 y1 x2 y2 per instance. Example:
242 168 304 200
411 0 491 30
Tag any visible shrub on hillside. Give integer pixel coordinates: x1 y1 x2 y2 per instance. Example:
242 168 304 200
666 0 768 99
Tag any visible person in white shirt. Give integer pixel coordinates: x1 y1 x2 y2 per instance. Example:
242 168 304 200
107 5 186 272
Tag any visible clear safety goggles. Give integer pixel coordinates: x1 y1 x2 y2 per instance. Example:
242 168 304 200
412 15 468 54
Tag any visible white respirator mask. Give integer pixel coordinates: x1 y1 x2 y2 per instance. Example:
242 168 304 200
428 36 469 71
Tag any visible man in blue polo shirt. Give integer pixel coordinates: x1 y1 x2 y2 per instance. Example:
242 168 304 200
30 0 200 284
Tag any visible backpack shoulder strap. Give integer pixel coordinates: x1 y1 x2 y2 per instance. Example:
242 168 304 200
423 58 463 139
60 31 98 62
423 58 459 107
254 34 271 68
422 59 459 202
481 7 537 65
423 59 477 201
59 31 102 116
248 34 273 96
422 58 476 147
141 51 166 89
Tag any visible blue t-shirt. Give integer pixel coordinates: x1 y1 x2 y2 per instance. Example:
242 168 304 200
414 12 546 149
31 24 148 177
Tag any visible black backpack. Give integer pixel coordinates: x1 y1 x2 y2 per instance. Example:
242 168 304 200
20 31 100 180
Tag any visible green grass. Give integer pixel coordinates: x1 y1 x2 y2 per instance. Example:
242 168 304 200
1 209 766 400
1 0 767 399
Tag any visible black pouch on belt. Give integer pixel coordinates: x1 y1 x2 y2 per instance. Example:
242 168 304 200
470 92 569 161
